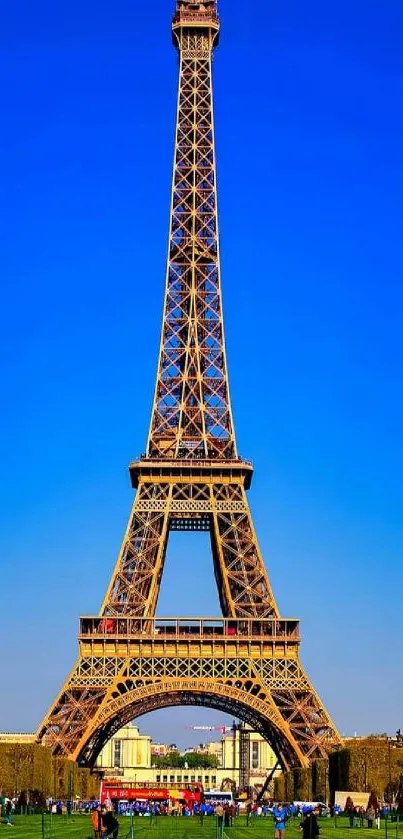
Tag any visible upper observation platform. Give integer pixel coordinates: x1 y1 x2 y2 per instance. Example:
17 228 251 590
172 1 220 48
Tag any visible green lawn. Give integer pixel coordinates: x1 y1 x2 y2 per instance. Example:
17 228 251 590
2 814 402 839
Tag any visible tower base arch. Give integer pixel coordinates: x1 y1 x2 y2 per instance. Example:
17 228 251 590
37 620 342 770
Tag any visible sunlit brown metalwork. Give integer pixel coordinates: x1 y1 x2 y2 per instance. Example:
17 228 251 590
37 0 343 769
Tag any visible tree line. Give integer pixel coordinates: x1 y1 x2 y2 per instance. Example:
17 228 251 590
152 750 219 769
274 739 403 806
0 743 99 802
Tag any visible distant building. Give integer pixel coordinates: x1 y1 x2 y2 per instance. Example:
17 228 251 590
96 724 280 792
96 724 151 776
206 739 224 765
151 743 169 757
0 732 36 743
183 743 209 755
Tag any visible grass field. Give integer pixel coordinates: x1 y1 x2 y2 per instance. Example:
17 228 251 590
1 815 402 839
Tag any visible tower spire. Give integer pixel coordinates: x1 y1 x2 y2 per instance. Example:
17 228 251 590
147 0 231 460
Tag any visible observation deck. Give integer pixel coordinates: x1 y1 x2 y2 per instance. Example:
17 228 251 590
80 616 299 640
78 616 300 678
129 457 254 489
172 2 220 47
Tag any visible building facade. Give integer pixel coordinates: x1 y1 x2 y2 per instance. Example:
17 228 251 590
0 733 36 744
96 724 151 776
96 724 280 792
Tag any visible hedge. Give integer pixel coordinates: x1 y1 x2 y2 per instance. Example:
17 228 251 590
0 743 99 800
329 739 403 801
273 739 403 804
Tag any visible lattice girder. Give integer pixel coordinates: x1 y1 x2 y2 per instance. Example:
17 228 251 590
148 30 236 460
100 477 277 618
37 628 342 769
36 0 343 773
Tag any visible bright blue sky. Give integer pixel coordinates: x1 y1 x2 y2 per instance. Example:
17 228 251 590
1 0 402 751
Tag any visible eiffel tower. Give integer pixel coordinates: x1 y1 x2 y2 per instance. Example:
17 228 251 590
37 0 342 769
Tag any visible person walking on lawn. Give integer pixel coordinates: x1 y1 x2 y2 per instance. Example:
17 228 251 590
91 805 102 839
101 806 119 839
273 803 287 839
5 800 13 827
301 806 321 839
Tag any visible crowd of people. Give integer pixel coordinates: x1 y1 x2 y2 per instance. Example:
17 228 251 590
2 791 402 833
344 795 401 829
87 798 323 839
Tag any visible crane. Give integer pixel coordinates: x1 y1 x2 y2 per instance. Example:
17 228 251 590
186 725 233 733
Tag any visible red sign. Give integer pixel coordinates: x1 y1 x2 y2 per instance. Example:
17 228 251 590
101 785 201 805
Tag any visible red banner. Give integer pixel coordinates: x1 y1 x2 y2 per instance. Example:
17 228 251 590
101 786 201 804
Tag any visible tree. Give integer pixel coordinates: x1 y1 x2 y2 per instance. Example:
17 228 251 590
184 753 219 769
153 751 182 768
395 776 403 810
152 751 219 769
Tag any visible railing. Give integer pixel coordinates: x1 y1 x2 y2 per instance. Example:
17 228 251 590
173 12 219 26
79 616 300 641
129 456 254 489
130 456 254 467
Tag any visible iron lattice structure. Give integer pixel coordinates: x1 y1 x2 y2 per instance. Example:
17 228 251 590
37 0 343 770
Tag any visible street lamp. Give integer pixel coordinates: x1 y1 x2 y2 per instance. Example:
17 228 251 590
361 751 368 793
388 739 391 792
385 735 394 803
